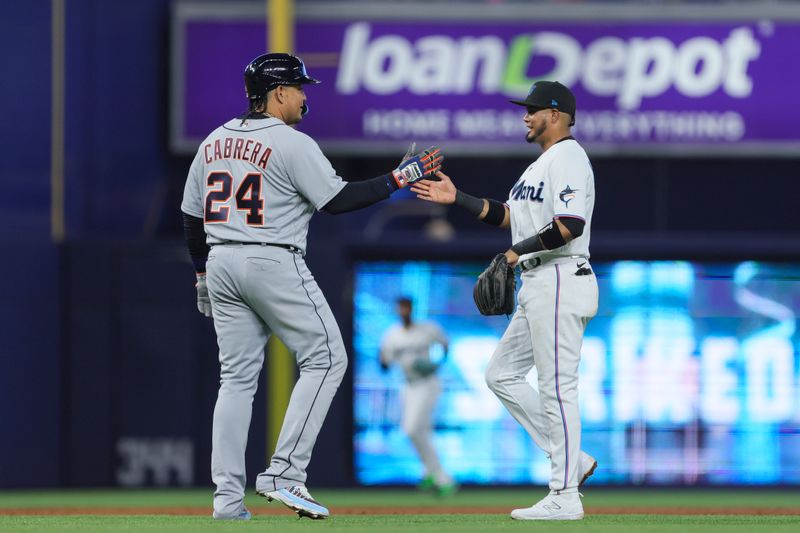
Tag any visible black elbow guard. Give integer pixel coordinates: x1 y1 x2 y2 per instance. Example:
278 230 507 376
558 217 585 238
539 222 568 249
510 220 568 255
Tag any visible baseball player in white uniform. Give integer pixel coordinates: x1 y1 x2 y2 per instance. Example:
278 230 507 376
411 81 598 520
180 53 442 520
380 297 456 495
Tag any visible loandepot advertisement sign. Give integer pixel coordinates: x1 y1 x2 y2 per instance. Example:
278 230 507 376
172 10 800 155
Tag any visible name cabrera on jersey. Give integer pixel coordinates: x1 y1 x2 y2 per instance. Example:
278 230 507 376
381 322 447 381
180 117 346 253
507 139 595 264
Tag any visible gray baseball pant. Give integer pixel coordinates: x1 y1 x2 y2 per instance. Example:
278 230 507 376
206 244 347 518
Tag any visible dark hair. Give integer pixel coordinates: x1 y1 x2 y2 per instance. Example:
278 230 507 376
240 89 275 121
248 96 266 113
396 296 413 307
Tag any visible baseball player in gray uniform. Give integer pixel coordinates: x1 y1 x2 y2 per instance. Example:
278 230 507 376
181 53 442 520
411 81 598 520
380 297 456 495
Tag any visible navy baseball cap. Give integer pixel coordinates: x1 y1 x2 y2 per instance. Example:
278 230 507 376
510 81 576 125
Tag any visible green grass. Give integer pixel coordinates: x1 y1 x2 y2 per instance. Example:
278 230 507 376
1 488 799 509
1 489 798 532
1 515 800 533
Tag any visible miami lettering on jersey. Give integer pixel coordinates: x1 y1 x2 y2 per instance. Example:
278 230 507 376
511 180 544 202
203 137 273 170
507 139 594 263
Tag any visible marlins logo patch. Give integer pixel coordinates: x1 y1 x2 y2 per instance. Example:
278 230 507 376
559 185 578 206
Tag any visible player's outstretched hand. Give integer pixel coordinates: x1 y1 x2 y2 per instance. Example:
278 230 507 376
411 171 456 204
196 273 212 318
391 145 444 188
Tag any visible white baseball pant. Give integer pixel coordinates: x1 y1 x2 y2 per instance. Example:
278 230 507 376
485 259 598 492
401 376 451 486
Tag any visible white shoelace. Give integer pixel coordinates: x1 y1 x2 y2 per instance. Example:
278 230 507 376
289 486 318 503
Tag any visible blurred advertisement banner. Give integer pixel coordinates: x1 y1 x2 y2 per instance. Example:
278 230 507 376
352 260 800 486
171 3 800 155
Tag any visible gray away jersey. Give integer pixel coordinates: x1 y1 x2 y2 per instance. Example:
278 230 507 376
181 117 345 253
507 139 595 264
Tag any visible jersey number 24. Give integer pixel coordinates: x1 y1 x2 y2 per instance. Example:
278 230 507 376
204 171 264 226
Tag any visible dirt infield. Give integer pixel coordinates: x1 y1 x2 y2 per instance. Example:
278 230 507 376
2 506 799 516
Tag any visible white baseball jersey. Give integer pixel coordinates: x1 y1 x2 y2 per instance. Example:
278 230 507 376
181 117 345 253
488 135 599 494
381 322 447 381
507 138 594 265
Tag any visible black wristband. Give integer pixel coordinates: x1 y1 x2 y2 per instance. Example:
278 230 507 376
454 189 484 217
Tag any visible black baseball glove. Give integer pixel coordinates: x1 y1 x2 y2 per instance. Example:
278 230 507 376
473 253 516 316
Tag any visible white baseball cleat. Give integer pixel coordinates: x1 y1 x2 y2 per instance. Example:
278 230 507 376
510 491 584 521
579 451 598 486
258 486 330 519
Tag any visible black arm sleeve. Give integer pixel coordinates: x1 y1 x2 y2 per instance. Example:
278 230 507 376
182 212 209 273
322 174 399 214
510 234 546 256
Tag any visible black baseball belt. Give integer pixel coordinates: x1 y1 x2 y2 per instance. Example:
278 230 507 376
210 241 302 253
520 255 589 272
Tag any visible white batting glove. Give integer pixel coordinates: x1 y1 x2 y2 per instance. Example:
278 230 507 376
195 273 212 318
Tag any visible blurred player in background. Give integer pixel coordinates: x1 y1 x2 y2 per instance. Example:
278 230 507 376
380 297 457 495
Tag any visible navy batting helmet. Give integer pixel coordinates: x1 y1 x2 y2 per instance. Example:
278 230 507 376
244 53 320 100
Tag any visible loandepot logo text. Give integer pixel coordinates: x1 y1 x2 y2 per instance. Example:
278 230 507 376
336 23 761 110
